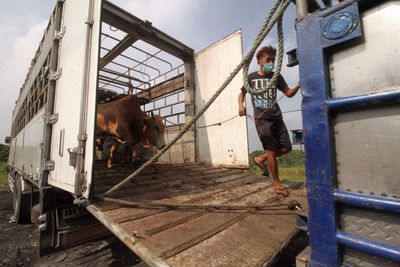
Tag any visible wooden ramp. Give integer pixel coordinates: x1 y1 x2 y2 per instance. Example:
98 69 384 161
87 162 307 267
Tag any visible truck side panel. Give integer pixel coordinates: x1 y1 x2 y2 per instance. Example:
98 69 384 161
195 30 249 168
48 0 102 196
16 109 46 180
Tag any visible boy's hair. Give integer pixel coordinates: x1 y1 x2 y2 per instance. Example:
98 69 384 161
256 46 277 61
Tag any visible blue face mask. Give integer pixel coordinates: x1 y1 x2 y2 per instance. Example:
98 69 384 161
263 63 275 73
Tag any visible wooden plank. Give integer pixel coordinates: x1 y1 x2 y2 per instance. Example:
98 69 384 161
97 170 247 198
138 183 275 236
107 179 265 223
165 209 297 267
140 212 247 258
160 212 248 259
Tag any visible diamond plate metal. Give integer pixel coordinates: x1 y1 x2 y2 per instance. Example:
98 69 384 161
341 208 400 248
343 247 399 267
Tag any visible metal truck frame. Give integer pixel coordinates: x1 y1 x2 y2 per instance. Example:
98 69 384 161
6 0 264 262
295 0 400 266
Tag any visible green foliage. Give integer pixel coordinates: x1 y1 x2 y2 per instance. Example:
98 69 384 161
248 150 306 183
0 162 8 191
0 144 9 191
0 144 9 162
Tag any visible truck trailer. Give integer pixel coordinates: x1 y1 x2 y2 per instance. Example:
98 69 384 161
6 0 307 266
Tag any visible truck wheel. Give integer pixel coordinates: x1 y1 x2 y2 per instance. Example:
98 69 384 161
13 175 31 224
31 204 40 224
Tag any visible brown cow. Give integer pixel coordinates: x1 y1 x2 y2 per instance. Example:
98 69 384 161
96 95 166 168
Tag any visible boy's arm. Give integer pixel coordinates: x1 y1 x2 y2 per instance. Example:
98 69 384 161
238 90 246 116
281 82 300 98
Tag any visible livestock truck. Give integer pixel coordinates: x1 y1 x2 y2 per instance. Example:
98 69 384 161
6 0 399 266
6 0 307 266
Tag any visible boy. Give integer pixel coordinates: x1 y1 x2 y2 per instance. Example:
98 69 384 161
238 46 300 196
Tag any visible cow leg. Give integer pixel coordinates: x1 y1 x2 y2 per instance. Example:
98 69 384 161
131 146 139 162
107 140 120 169
95 137 105 160
122 145 131 165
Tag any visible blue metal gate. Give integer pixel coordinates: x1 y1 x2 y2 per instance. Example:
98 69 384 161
296 0 400 266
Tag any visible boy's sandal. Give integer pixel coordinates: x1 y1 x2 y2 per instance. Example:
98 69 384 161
273 186 289 197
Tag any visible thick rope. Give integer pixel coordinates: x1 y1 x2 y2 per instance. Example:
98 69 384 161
243 15 284 95
104 0 291 196
94 196 286 210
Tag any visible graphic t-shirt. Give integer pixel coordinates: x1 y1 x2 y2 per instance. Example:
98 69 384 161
241 71 288 120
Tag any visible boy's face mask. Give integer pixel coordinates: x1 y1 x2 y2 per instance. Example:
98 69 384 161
263 63 275 73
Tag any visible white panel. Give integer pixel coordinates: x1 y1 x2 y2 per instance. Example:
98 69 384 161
21 108 46 179
335 106 400 198
329 1 400 98
49 0 101 195
195 30 249 168
11 108 45 179
159 127 194 163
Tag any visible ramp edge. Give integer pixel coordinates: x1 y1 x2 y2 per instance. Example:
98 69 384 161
86 204 170 267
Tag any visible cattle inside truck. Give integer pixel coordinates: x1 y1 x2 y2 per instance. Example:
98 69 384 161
7 0 308 265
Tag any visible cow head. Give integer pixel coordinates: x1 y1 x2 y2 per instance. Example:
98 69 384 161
142 112 166 150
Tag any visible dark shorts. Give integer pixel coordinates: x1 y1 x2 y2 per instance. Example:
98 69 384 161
255 119 292 152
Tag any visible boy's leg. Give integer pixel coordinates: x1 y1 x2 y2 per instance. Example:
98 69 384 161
267 120 292 196
253 152 269 175
266 150 287 196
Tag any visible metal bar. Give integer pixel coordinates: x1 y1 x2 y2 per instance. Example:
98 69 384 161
320 0 359 17
102 0 194 60
99 34 138 69
328 90 400 113
109 61 150 80
137 64 184 89
296 0 308 17
132 49 171 69
147 101 185 115
296 11 339 266
98 81 126 92
98 76 146 91
101 33 173 69
86 204 170 267
334 190 400 212
41 1 63 188
74 0 95 196
100 47 161 75
101 68 150 84
336 231 400 262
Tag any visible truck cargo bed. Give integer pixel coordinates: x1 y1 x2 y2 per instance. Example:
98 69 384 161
87 162 307 266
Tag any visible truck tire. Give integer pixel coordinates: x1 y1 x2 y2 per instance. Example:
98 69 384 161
13 175 31 224
31 204 40 224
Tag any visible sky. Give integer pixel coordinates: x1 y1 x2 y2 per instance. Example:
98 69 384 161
0 0 303 153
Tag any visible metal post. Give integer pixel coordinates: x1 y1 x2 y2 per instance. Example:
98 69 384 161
296 0 308 17
74 0 95 196
40 1 63 189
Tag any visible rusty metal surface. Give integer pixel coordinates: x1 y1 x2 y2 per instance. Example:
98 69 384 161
90 162 307 266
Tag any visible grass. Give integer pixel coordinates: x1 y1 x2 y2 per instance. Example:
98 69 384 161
248 150 306 183
0 161 9 191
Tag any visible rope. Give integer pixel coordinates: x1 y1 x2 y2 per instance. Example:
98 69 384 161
93 196 286 210
104 0 292 196
243 4 285 95
196 114 239 129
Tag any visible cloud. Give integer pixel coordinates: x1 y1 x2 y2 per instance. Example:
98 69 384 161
0 20 48 140
110 0 205 33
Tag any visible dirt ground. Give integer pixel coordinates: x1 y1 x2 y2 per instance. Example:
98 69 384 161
0 190 144 267
0 190 308 266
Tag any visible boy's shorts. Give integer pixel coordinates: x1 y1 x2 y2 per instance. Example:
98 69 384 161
255 118 292 152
